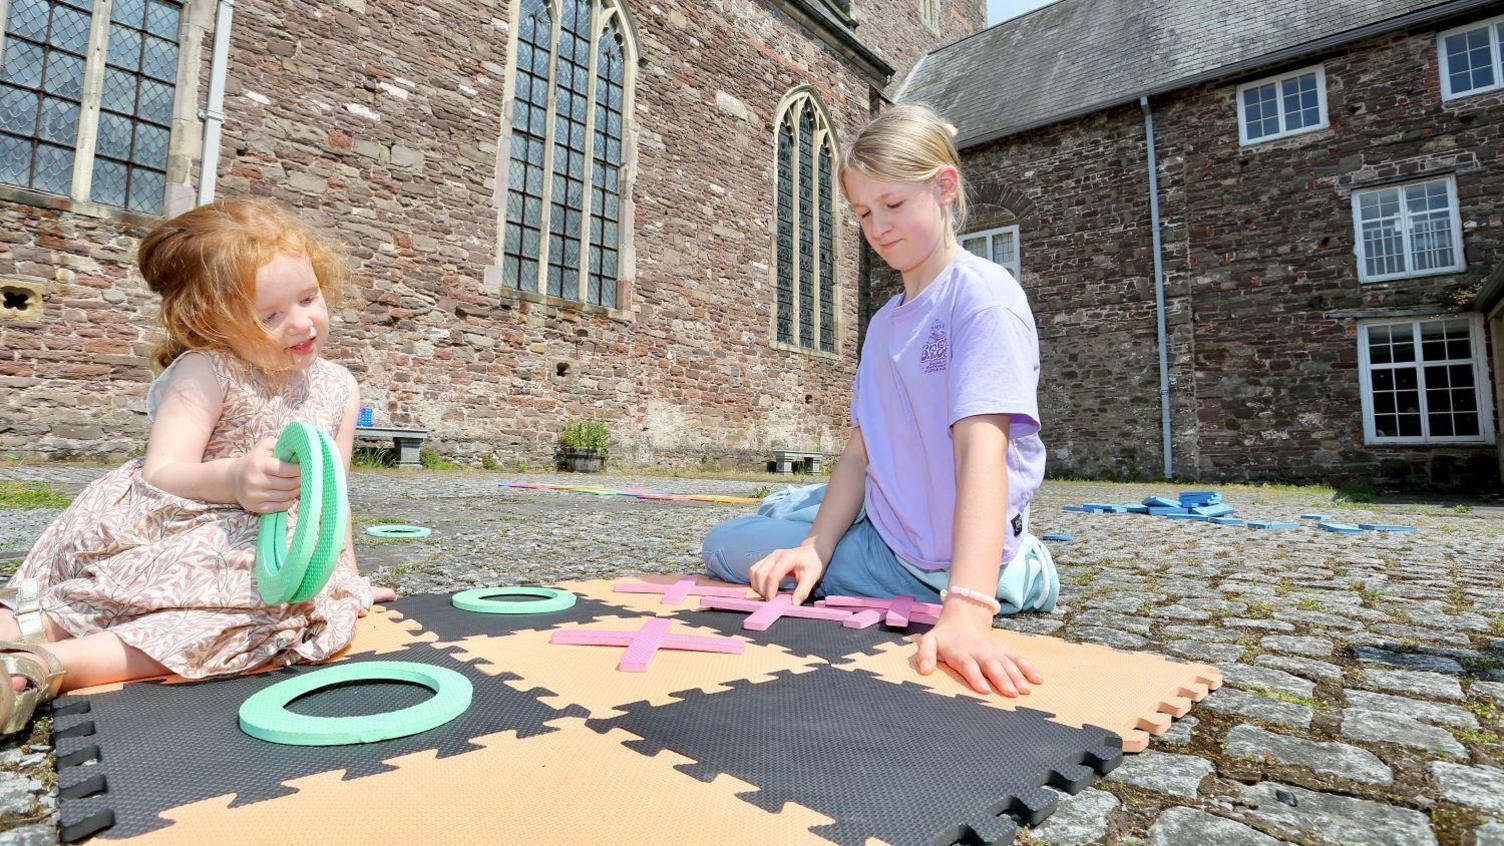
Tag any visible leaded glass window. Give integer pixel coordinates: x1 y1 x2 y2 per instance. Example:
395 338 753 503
588 16 622 307
501 0 631 309
773 91 837 353
1 0 181 213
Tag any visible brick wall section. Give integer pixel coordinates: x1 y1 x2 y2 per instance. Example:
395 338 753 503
0 203 158 454
871 103 1200 482
0 0 969 467
854 0 986 91
1169 28 1501 491
918 22 1501 491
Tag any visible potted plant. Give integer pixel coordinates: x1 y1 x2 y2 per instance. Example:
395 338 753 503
557 419 610 473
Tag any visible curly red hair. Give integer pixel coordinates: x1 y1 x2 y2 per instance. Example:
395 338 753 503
139 198 346 372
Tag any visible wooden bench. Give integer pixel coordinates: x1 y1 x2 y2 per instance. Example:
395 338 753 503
355 426 429 469
770 449 824 475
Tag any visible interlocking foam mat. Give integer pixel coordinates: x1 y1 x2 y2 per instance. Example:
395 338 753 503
52 575 1220 845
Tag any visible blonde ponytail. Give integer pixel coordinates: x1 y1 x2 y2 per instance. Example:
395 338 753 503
839 103 969 231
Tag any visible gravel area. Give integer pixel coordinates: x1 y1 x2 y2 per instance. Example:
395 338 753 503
3 465 1503 844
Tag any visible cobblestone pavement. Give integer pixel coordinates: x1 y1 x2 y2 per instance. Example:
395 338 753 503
2 464 1502 845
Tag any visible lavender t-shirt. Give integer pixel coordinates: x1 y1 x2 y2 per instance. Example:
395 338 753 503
852 248 1046 570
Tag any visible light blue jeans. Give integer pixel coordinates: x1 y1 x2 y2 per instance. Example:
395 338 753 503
701 483 1058 613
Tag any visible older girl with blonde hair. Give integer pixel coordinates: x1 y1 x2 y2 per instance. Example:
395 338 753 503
704 104 1055 697
0 199 393 736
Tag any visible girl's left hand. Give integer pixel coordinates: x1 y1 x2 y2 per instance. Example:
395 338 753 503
910 604 1043 697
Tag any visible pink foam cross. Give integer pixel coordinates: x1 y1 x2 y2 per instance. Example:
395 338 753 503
613 577 749 605
820 594 943 627
549 617 745 672
698 593 881 631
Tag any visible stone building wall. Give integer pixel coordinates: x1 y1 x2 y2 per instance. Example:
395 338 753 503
889 18 1501 491
0 0 975 467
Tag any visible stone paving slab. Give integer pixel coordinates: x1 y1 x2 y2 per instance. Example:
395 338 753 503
3 469 1503 844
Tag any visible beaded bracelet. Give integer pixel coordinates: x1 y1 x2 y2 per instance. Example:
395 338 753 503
941 585 1002 615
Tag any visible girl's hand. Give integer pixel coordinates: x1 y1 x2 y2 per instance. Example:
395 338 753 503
911 602 1043 697
748 543 826 604
232 437 302 514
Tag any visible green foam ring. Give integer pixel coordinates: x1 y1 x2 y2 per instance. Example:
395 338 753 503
365 524 431 539
255 422 348 605
238 660 472 746
451 586 577 615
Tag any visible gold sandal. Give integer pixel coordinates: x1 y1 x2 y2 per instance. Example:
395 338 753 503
0 577 48 642
1 640 65 736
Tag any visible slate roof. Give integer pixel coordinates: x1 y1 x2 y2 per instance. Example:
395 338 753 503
899 0 1499 148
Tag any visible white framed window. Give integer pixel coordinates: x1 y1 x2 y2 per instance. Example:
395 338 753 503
0 0 184 214
1237 65 1328 145
1350 175 1465 283
961 224 1020 282
498 0 636 309
772 87 838 354
1357 316 1495 445
1439 14 1504 100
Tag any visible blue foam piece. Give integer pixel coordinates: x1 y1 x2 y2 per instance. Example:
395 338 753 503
1211 517 1244 525
1083 503 1128 513
1192 504 1236 517
1247 521 1300 529
1062 506 1091 513
1124 505 1151 514
1148 507 1189 516
1299 513 1330 520
1143 496 1178 508
1042 533 1074 542
1318 522 1364 533
1358 524 1418 532
1164 513 1210 521
1179 490 1221 507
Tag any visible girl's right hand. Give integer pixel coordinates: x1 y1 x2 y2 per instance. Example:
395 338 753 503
748 543 826 604
233 437 302 514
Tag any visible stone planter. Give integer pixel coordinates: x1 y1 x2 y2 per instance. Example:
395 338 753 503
558 447 604 473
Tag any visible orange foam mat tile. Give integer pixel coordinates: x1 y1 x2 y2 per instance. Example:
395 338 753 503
557 573 754 616
109 718 840 846
442 614 825 718
835 629 1222 753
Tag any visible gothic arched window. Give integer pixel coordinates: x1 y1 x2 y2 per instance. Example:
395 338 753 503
773 89 837 352
500 0 634 308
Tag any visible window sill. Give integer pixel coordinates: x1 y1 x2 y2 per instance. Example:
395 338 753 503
1442 82 1504 102
1357 265 1468 285
1239 122 1330 147
489 279 635 324
0 185 161 227
771 338 843 361
1363 437 1493 447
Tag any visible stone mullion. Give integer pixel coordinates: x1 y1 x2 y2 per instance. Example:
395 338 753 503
71 0 115 202
535 0 563 282
574 1 601 305
790 105 802 347
810 125 825 351
491 0 525 280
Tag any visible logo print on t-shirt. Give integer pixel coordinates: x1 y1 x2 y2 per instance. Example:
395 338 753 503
920 319 949 374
